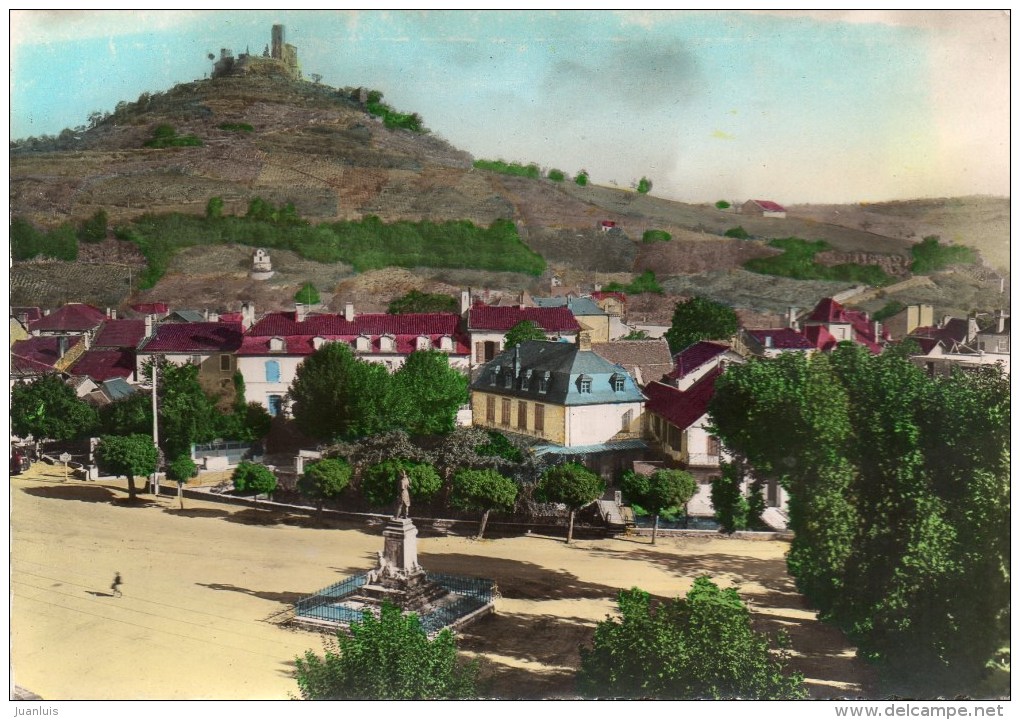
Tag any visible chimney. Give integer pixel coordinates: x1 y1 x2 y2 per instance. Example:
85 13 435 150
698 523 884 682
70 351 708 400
296 303 308 323
787 306 798 330
460 289 470 315
58 336 68 359
241 301 255 330
203 309 210 321
594 282 602 292
578 330 592 351
995 310 1005 333
144 315 154 337
106 307 111 319
873 321 882 341
518 291 526 310
111 308 117 320
344 303 355 322
208 311 219 322
764 335 773 349
967 314 979 344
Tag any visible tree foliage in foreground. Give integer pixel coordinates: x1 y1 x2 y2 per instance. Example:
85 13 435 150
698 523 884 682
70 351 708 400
503 320 547 349
535 462 604 543
578 579 806 699
361 459 442 509
708 348 1010 694
297 458 352 519
389 350 469 436
664 295 739 354
232 461 277 504
294 602 479 699
11 374 98 442
620 468 697 544
450 468 518 539
94 434 158 502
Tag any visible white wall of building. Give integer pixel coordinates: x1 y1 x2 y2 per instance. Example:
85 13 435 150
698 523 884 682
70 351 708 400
565 402 643 447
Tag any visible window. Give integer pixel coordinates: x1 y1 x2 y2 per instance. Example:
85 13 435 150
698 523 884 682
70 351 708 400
265 360 281 383
521 369 532 390
486 396 496 423
440 335 453 352
534 404 544 434
489 368 497 385
707 435 721 457
220 354 232 372
356 336 371 352
997 338 1009 352
578 375 592 393
269 337 285 351
267 394 283 417
621 409 633 432
539 372 549 394
312 336 325 350
517 401 528 430
504 368 513 388
475 341 484 363
611 373 625 392
416 336 430 351
501 398 511 426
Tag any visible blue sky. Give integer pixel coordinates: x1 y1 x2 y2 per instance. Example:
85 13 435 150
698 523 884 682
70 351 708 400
9 10 1010 204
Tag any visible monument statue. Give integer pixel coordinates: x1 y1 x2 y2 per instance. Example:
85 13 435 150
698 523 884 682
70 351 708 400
395 469 411 519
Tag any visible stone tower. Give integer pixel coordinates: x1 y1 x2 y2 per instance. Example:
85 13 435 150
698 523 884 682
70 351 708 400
271 24 284 59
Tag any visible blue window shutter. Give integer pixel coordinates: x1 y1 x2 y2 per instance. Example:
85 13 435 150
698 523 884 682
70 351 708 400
265 360 280 382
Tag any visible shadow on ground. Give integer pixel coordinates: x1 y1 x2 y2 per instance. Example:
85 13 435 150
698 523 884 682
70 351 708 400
162 507 231 519
195 582 307 605
21 484 116 504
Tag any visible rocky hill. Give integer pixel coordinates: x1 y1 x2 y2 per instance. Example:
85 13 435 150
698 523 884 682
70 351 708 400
9 74 1009 317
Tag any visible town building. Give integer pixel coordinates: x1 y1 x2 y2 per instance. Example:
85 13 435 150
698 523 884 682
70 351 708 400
136 319 245 405
667 340 745 390
740 199 787 218
533 296 612 343
589 338 674 388
800 297 888 353
738 328 816 358
466 303 580 366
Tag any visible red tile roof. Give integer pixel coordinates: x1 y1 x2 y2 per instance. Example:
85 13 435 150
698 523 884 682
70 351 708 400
240 311 470 356
744 328 815 350
219 312 244 324
468 304 580 332
93 319 146 349
11 307 42 324
10 336 84 368
802 325 838 353
68 349 137 382
803 298 886 353
131 302 169 315
644 367 722 431
669 341 731 380
591 291 627 304
11 354 61 377
29 303 106 333
138 322 243 354
751 199 786 213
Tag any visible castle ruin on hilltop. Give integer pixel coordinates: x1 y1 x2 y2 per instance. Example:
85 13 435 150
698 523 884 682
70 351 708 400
212 24 301 81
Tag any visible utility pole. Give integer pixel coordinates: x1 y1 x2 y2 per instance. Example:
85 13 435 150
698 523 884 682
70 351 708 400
151 357 160 497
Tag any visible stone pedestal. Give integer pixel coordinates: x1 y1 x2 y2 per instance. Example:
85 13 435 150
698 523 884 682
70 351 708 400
382 518 420 574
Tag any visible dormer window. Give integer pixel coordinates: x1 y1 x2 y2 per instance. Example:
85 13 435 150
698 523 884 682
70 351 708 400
489 368 498 386
503 367 513 388
356 335 371 352
439 335 453 352
610 373 625 392
521 368 533 390
268 336 285 352
312 336 326 350
577 374 592 393
539 372 550 394
379 334 395 352
416 335 431 351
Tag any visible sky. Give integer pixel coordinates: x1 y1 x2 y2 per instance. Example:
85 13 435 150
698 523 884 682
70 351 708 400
8 9 1011 204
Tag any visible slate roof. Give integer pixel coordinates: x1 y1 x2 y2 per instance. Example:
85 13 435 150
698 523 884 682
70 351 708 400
643 367 722 431
592 339 675 386
669 341 732 380
10 336 84 368
470 340 643 406
743 328 815 351
68 349 137 382
101 377 137 401
467 304 580 333
92 319 146 349
532 296 607 316
138 322 243 354
29 303 106 333
239 311 469 356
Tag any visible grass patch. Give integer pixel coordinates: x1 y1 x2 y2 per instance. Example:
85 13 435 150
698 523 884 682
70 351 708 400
603 270 664 295
219 122 254 133
744 237 892 286
114 205 545 289
910 235 977 273
144 124 202 148
473 159 541 180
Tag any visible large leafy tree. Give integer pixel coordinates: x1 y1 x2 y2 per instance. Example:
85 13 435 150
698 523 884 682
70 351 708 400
99 392 152 436
620 468 697 544
289 342 392 441
709 347 1010 694
232 461 277 505
450 468 518 539
578 579 806 699
94 434 159 502
294 602 479 699
293 281 321 305
297 458 353 522
387 290 458 314
11 374 99 443
534 462 604 544
664 296 739 354
151 361 219 460
390 350 468 435
503 320 547 349
361 459 441 510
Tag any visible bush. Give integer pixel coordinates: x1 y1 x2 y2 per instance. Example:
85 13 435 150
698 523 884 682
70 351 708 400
910 235 977 273
547 168 565 182
642 229 672 243
575 170 589 187
232 461 277 499
637 177 652 194
144 124 202 148
472 159 541 179
744 237 891 286
715 200 731 210
872 300 906 322
361 460 441 508
11 218 78 261
604 270 664 295
724 226 750 239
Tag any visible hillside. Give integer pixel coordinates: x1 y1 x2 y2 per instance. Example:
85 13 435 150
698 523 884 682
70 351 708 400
9 74 1009 317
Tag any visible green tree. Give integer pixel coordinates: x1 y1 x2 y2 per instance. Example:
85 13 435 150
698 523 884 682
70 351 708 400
151 361 219 460
294 602 479 699
577 579 806 699
289 343 392 441
79 209 108 243
450 468 518 539
11 375 99 443
664 296 739 354
231 461 277 505
98 392 152 436
503 320 547 348
575 170 589 187
361 460 441 509
165 455 198 509
547 168 565 182
715 200 731 210
389 350 468 435
620 468 697 544
724 226 750 239
386 289 458 314
205 196 224 219
709 464 750 533
94 434 159 502
297 458 353 522
636 176 652 194
535 462 604 544
294 282 321 305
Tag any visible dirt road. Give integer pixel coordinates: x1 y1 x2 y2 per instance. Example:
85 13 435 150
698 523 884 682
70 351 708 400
10 464 875 699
